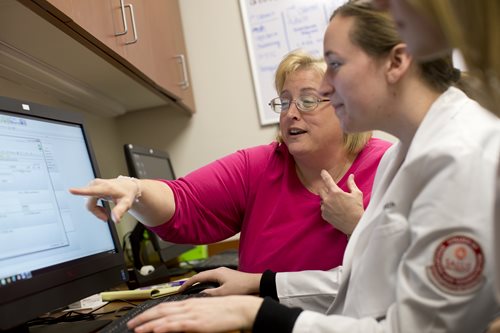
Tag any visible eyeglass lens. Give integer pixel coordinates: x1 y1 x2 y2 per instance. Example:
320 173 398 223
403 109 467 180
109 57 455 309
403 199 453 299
271 96 325 113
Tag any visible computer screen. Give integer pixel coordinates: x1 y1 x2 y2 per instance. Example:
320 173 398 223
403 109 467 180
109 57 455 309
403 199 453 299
123 144 194 266
0 96 127 331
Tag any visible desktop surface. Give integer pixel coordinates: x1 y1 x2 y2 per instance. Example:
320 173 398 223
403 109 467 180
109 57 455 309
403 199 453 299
192 249 239 272
28 320 111 333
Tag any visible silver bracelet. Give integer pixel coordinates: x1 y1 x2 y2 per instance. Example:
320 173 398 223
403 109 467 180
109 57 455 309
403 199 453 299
117 175 142 202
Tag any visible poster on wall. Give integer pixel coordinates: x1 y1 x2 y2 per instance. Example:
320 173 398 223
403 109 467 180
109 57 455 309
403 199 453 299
239 0 345 126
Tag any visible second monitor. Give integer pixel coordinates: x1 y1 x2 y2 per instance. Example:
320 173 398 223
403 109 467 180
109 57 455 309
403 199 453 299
123 144 194 270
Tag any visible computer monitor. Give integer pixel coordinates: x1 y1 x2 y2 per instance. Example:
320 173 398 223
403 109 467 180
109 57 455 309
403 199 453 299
0 96 127 332
123 144 194 267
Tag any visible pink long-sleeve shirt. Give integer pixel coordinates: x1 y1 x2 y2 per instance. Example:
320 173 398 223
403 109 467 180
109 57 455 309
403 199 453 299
150 138 391 273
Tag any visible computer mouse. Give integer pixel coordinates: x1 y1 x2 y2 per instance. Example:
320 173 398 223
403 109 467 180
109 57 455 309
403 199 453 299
181 281 220 295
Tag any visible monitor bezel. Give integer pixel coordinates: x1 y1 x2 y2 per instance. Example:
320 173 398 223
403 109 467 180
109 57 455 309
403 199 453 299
0 96 126 330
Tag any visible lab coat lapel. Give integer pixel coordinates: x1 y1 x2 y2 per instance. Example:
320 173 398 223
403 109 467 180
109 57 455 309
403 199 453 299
344 142 405 271
328 143 406 314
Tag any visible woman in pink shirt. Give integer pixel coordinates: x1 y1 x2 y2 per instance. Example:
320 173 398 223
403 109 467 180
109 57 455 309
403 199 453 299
71 50 391 273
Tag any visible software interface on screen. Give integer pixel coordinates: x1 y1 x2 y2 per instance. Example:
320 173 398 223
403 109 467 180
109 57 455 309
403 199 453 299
0 111 115 286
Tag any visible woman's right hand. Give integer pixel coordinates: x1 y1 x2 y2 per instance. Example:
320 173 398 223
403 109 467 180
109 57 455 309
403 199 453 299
69 176 141 223
179 267 262 296
319 171 364 235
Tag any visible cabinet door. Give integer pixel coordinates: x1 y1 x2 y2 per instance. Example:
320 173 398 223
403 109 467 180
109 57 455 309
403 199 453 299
116 0 155 85
38 0 195 112
43 0 124 58
169 0 195 112
148 0 195 112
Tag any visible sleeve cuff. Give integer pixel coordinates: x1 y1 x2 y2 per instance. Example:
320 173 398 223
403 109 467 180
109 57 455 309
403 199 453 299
252 297 302 333
259 270 278 301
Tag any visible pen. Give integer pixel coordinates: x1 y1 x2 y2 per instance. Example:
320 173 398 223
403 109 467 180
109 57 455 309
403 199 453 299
169 280 186 287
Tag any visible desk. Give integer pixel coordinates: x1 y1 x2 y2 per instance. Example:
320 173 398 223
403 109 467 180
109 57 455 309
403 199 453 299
34 291 245 333
33 260 242 333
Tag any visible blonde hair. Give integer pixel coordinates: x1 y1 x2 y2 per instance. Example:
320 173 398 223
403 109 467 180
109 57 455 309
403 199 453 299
275 50 371 155
408 0 500 115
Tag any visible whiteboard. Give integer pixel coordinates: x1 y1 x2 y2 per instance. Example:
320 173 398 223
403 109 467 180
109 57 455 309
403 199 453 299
239 0 345 125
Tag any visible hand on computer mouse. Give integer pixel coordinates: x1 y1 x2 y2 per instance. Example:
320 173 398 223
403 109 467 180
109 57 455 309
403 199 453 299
179 267 262 296
182 281 221 295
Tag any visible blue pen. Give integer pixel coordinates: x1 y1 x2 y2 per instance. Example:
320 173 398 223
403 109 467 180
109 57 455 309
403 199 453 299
169 280 186 287
138 279 186 290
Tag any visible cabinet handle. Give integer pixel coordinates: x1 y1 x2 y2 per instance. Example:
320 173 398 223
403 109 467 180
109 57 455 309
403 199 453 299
175 54 190 89
124 4 138 44
115 0 128 36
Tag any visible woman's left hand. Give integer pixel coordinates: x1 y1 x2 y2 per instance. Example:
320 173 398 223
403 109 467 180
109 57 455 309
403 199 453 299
127 295 263 333
319 170 364 235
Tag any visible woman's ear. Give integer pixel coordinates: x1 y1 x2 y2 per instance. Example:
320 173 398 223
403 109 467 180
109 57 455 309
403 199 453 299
386 43 412 84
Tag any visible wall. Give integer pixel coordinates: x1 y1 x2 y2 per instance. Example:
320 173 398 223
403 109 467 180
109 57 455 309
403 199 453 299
117 0 395 176
117 0 278 178
115 0 283 242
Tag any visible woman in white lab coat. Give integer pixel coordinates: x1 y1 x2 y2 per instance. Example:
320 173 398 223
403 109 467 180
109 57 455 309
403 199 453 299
126 2 500 332
372 3 500 331
372 2 500 331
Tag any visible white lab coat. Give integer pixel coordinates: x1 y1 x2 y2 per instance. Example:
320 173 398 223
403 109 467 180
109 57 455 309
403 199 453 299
275 88 500 333
495 164 500 302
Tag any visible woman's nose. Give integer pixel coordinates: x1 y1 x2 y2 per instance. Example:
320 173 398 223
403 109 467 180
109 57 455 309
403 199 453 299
286 101 301 117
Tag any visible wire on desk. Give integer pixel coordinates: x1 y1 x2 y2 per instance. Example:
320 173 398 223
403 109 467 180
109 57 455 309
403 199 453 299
27 310 96 326
26 301 112 327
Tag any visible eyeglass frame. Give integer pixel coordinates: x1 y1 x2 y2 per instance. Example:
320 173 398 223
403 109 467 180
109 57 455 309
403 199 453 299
268 95 331 113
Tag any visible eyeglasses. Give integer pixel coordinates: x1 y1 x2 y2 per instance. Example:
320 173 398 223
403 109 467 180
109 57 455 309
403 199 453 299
268 96 331 113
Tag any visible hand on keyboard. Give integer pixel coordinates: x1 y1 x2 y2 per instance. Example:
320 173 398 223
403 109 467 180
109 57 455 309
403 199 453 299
126 295 263 333
100 293 210 333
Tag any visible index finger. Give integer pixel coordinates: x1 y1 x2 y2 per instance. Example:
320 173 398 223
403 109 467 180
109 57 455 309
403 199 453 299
69 185 109 198
320 169 341 191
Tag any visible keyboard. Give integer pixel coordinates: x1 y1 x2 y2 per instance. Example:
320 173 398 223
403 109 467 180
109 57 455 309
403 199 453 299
192 249 239 272
100 292 210 333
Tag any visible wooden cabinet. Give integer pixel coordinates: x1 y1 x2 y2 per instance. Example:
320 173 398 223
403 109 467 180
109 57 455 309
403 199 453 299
41 0 123 57
148 0 195 111
31 0 195 113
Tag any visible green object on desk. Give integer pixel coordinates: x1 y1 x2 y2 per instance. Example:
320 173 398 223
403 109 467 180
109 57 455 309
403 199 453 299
178 245 208 262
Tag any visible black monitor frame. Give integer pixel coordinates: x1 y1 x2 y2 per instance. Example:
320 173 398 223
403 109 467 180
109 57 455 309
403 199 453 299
0 96 127 331
123 144 194 268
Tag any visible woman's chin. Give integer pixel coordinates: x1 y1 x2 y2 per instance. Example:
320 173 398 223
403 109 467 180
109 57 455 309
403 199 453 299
287 143 309 156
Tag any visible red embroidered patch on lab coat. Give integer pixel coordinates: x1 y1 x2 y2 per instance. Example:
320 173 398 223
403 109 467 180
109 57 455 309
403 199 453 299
426 235 484 294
